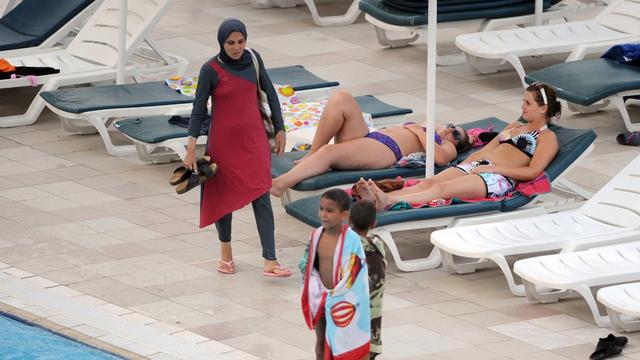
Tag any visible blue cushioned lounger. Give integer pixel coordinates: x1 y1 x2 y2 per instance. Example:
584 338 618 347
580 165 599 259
39 65 339 114
272 118 506 192
0 0 95 51
360 0 552 27
114 95 411 144
284 123 597 228
525 58 640 131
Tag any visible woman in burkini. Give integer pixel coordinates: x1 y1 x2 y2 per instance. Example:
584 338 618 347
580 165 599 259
358 82 561 210
270 90 471 197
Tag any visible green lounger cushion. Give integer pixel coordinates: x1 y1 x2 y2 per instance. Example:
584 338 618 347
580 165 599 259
284 123 596 227
114 95 411 144
0 0 94 50
525 58 640 106
267 65 340 91
40 82 194 114
272 118 508 191
40 65 338 114
360 0 552 26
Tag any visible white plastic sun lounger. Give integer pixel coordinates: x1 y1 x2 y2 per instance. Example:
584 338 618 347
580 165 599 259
455 0 640 86
514 241 640 327
597 282 640 332
0 0 187 130
0 0 103 58
432 154 640 297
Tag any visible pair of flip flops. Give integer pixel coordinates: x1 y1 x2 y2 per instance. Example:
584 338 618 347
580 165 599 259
589 334 628 360
616 131 640 146
169 155 218 194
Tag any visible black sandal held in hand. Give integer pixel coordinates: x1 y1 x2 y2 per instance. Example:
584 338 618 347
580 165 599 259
175 155 218 194
590 334 628 360
168 166 192 185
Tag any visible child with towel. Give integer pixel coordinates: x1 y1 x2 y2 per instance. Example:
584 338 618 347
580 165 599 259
301 189 371 359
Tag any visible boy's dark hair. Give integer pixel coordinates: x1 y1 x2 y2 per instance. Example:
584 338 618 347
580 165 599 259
349 200 377 232
321 189 351 212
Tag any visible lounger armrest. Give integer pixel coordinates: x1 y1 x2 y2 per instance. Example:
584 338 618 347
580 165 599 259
566 37 640 61
561 231 640 253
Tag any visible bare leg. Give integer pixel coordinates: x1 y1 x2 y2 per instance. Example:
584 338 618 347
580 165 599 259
294 90 369 165
371 174 487 209
271 138 397 197
387 166 467 196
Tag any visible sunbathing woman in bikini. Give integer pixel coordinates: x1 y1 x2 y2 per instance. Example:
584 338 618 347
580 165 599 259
269 90 471 197
357 83 561 210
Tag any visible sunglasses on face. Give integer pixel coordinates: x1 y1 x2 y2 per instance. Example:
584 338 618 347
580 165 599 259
446 124 463 142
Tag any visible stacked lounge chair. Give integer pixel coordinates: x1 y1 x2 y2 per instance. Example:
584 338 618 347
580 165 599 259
359 0 556 63
0 0 102 57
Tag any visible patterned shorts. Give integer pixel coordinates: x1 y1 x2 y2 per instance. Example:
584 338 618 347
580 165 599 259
455 160 516 198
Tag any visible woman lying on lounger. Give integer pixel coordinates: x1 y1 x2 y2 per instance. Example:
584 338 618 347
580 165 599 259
270 90 471 197
357 82 561 210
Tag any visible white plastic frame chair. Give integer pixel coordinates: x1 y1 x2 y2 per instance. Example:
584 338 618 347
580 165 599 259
0 0 187 146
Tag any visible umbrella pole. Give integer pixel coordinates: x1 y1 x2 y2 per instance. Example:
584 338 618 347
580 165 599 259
117 0 128 85
425 0 437 178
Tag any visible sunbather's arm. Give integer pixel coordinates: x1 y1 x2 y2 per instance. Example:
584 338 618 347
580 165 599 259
472 131 558 181
464 121 521 162
404 123 456 166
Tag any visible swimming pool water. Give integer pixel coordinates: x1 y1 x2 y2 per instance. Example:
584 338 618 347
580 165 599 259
0 314 123 360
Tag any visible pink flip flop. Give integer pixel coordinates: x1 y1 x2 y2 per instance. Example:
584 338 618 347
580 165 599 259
262 265 292 278
217 260 235 274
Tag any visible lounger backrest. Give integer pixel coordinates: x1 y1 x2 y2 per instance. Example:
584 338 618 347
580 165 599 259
0 0 94 38
66 0 172 67
595 0 640 35
579 155 640 229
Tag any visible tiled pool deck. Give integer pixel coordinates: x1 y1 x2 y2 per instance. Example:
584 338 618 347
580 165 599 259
1 0 640 359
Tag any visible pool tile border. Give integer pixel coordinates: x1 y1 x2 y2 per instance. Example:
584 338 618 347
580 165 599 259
0 266 259 360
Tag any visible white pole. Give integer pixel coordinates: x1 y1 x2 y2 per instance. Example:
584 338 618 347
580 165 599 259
535 0 543 26
425 0 437 178
116 0 127 84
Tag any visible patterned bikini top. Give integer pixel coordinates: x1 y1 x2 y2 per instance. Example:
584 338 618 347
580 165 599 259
498 124 548 158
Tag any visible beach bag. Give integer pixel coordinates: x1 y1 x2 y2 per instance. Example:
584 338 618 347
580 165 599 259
247 48 276 149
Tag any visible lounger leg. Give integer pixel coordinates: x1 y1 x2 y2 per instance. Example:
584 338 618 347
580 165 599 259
607 309 640 332
522 278 568 303
566 101 609 114
465 53 502 75
86 115 136 157
303 0 361 26
572 285 610 327
0 81 52 128
440 249 486 274
611 94 640 132
503 54 528 88
366 14 420 48
486 253 526 296
372 227 442 272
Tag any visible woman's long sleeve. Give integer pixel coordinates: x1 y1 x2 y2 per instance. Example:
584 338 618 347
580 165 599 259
255 51 284 133
188 61 218 138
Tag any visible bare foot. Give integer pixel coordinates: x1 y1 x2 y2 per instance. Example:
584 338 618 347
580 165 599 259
356 178 376 203
368 179 391 211
270 180 284 197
